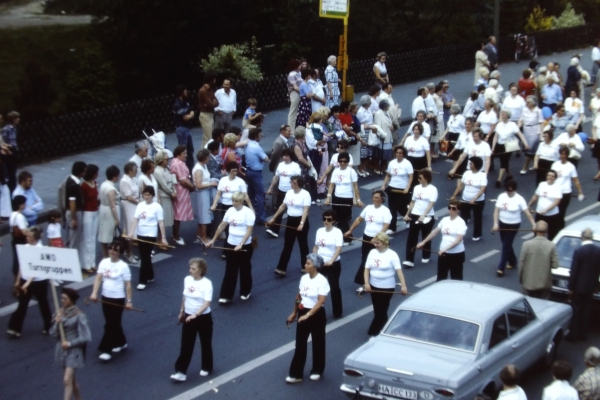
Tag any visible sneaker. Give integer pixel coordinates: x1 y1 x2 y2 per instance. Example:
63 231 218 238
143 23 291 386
266 229 279 238
274 269 287 277
126 256 139 264
316 199 321 204
170 372 187 382
199 370 209 377
309 374 321 381
218 298 231 304
422 258 430 264
240 294 251 300
356 286 364 293
496 270 504 277
286 377 303 384
506 265 514 270
136 284 146 290
173 237 185 246
99 353 112 361
112 344 128 353
311 201 316 205
402 261 414 268
519 170 527 175
6 329 21 338
472 237 481 242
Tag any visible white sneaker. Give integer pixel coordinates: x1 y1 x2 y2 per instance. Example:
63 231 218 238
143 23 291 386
136 284 146 290
112 343 128 353
422 258 430 264
99 353 112 361
199 370 209 377
402 261 414 268
173 237 185 246
170 372 187 382
286 377 302 383
266 229 279 238
218 298 231 304
386 229 395 235
472 237 481 242
309 374 321 381
342 242 350 247
519 170 527 175
240 294 251 300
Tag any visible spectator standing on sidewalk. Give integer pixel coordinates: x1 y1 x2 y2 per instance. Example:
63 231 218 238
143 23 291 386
287 59 302 132
591 39 600 88
483 36 498 71
542 361 579 400
12 171 43 226
214 79 237 134
518 221 558 296
0 111 20 192
64 161 87 272
173 85 195 172
474 42 490 85
573 346 600 400
129 141 149 177
198 74 218 147
325 56 340 108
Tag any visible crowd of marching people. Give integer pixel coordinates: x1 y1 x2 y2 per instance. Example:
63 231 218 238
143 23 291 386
1 41 600 399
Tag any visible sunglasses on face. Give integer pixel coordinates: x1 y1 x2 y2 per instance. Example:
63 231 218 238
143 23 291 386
323 217 334 222
448 206 458 211
338 160 349 163
109 246 120 251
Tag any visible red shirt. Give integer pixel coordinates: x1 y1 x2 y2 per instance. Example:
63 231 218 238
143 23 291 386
338 112 353 127
81 181 99 212
518 78 536 98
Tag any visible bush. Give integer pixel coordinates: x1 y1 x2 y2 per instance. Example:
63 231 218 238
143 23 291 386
199 37 263 83
524 6 553 32
552 3 585 29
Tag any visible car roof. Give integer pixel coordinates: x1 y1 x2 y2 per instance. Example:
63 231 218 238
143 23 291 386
401 281 523 324
555 215 600 241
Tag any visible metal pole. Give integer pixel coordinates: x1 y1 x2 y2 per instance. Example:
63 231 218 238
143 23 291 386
342 18 348 101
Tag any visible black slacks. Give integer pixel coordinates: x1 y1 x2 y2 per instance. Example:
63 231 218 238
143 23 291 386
436 251 465 281
405 215 434 263
386 187 410 232
220 242 254 300
137 235 155 284
319 261 342 318
174 313 213 374
98 296 127 353
570 293 593 340
8 279 52 333
367 285 394 336
353 234 374 285
275 216 309 272
288 308 326 379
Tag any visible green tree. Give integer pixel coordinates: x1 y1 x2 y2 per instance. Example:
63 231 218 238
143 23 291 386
552 2 585 29
13 59 58 120
200 38 263 82
524 6 554 32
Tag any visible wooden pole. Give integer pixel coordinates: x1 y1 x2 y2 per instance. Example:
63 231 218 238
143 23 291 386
49 280 66 342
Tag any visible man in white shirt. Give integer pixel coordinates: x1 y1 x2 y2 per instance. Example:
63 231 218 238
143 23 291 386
214 79 237 133
411 88 429 119
377 83 400 142
542 360 579 400
129 140 149 177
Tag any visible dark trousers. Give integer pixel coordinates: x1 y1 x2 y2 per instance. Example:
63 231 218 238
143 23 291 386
570 293 593 340
368 285 394 336
333 195 353 242
542 103 557 114
174 313 213 374
220 242 254 299
498 221 520 271
353 234 374 285
460 200 485 239
246 169 266 222
98 296 127 353
557 193 571 232
138 235 155 284
3 149 18 192
176 126 195 172
11 236 27 276
271 190 287 235
276 216 309 271
437 251 465 281
289 308 326 378
319 261 342 318
405 215 434 263
535 213 560 240
406 156 427 190
523 288 550 299
386 187 410 231
8 279 52 333
536 159 553 186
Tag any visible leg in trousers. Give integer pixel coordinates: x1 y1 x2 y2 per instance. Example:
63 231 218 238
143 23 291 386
174 315 198 374
354 235 374 285
98 297 126 353
32 280 52 331
239 244 254 297
198 313 214 372
199 112 214 147
296 220 310 269
276 224 300 272
137 236 155 284
319 261 342 317
309 309 327 375
288 308 311 378
219 243 239 300
368 286 393 336
405 218 421 263
272 190 286 235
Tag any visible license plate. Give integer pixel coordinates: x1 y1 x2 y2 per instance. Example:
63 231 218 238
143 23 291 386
378 384 418 399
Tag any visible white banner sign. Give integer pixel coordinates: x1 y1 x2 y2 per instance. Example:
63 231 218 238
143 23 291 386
17 245 83 282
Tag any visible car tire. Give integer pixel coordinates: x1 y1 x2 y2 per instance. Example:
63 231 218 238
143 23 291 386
483 382 498 400
540 334 560 370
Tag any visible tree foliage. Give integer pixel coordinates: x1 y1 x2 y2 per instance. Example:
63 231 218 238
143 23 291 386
200 38 263 83
552 2 585 29
524 6 554 32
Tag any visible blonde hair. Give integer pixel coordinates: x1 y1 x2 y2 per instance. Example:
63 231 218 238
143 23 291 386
373 232 390 247
317 106 331 118
232 191 245 202
294 126 306 139
223 133 237 148
308 112 323 124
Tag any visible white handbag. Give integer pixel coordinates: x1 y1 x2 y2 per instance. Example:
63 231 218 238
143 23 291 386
504 138 520 152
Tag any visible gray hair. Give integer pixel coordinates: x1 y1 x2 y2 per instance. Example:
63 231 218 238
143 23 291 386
479 67 490 77
327 55 337 64
525 95 537 106
566 123 576 132
123 161 138 174
349 101 358 111
539 66 548 73
378 99 390 110
570 57 579 66
584 347 600 366
489 79 499 88
450 104 462 114
490 70 501 79
294 126 306 139
134 140 148 154
582 228 594 241
360 95 372 107
306 253 324 268
500 108 512 119
426 82 435 90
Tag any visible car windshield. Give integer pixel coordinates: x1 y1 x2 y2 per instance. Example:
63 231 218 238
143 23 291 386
383 310 479 352
555 237 600 269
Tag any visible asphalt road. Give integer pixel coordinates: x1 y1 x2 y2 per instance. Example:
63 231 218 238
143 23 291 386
1 47 599 400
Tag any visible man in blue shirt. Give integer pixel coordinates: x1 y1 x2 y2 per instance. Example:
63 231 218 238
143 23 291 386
173 85 195 171
12 171 43 226
245 128 269 223
541 76 563 113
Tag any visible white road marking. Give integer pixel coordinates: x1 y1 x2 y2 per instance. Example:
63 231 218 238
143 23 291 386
470 250 499 263
166 306 374 400
415 276 437 288
360 180 384 190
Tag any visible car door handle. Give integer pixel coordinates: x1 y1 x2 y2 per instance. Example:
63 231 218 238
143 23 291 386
511 342 520 349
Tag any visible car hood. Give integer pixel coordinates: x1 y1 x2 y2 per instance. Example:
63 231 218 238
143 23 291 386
346 336 474 387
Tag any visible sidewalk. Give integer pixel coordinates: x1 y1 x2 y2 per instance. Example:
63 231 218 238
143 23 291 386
1 46 590 236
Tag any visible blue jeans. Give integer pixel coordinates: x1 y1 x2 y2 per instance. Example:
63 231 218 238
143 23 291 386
497 221 519 271
245 168 266 221
176 126 195 172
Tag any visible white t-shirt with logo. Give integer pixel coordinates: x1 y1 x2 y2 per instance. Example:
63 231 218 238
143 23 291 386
217 176 247 206
332 167 358 198
496 192 528 224
134 201 164 237
461 170 487 202
411 184 438 216
387 158 414 189
404 136 430 158
455 131 474 151
223 206 255 245
365 248 401 289
283 189 312 217
494 121 519 144
551 161 577 194
535 182 562 216
465 141 492 166
330 153 354 168
437 216 467 254
276 162 302 192
360 205 392 237
183 275 213 315
299 273 330 309
315 227 343 262
97 258 131 299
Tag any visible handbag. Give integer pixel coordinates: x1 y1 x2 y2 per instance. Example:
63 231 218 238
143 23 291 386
504 138 520 152
568 148 582 159
367 129 380 146
439 140 449 153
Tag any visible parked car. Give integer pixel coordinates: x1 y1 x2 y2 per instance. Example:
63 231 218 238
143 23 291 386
340 281 571 399
551 215 600 300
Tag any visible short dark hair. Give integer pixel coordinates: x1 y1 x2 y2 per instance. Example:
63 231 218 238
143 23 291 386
547 169 558 179
175 84 186 97
470 156 483 171
504 180 517 191
419 169 432 183
6 111 20 123
368 85 381 96
552 360 573 381
48 209 62 221
412 123 424 134
301 69 312 80
62 287 80 304
381 82 392 91
196 149 210 162
212 128 225 140
18 171 32 184
330 105 341 114
337 139 349 149
12 195 26 211
207 141 220 153
71 161 87 176
84 164 99 181
522 69 532 79
247 98 257 106
142 186 155 197
558 146 569 156
248 128 262 140
279 124 290 132
322 209 337 220
340 101 351 112
290 175 304 187
417 87 426 96
225 161 239 172
230 126 242 135
499 364 520 387
106 165 120 180
337 151 350 163
372 189 386 202
141 159 155 174
173 145 187 157
281 148 294 159
393 145 406 155
435 84 444 93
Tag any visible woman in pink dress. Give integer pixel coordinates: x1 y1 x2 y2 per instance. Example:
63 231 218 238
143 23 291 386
170 145 195 245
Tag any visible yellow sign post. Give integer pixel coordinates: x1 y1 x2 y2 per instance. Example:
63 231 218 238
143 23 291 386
319 0 350 101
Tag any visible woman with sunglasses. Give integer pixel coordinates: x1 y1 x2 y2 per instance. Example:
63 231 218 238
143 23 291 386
492 180 535 277
403 170 437 268
345 190 391 289
324 152 364 245
364 232 407 336
207 191 255 304
527 170 563 240
381 145 413 234
402 123 431 191
269 176 311 277
313 209 344 318
90 241 133 361
450 156 487 241
416 199 467 281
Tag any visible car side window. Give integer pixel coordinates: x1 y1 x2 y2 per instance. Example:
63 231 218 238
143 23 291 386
507 300 535 336
489 314 509 349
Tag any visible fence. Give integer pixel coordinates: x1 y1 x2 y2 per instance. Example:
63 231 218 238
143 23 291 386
17 23 600 164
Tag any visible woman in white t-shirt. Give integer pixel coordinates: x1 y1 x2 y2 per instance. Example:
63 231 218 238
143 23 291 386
170 258 213 381
285 253 330 383
492 180 535 277
417 200 467 281
345 191 392 288
534 128 559 185
403 170 438 267
475 99 498 139
527 170 563 240
325 152 364 243
364 232 407 336
551 147 584 231
90 240 133 361
451 156 487 240
207 191 255 304
492 109 529 188
267 148 302 237
211 161 252 213
381 145 414 233
313 209 344 318
444 104 466 155
9 195 28 278
268 176 311 276
129 186 168 290
402 123 431 190
402 111 432 143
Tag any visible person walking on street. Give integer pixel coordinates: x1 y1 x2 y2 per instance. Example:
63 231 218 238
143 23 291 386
573 346 600 400
214 79 236 133
198 74 218 147
245 128 269 223
173 85 195 172
518 221 558 298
